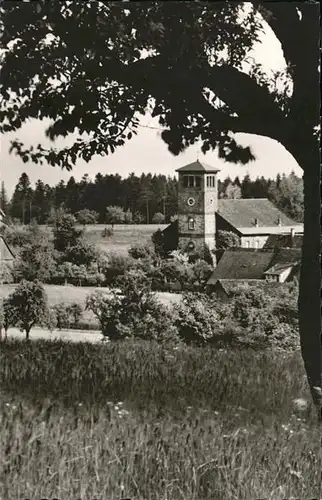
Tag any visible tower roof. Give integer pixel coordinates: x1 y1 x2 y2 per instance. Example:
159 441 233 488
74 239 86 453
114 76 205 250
176 160 220 173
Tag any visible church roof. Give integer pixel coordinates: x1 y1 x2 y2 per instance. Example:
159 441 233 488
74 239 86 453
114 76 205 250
176 160 221 173
207 247 301 284
217 199 303 231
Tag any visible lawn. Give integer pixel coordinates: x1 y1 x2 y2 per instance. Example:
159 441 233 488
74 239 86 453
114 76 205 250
0 339 320 500
39 223 168 255
0 284 182 329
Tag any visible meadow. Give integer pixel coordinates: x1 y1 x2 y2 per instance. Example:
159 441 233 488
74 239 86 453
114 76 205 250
39 223 167 255
0 283 182 331
0 339 321 500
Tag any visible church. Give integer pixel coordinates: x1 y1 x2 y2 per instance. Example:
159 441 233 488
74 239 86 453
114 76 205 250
161 160 303 260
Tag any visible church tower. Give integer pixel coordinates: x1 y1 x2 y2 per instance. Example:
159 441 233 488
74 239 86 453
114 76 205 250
176 160 220 256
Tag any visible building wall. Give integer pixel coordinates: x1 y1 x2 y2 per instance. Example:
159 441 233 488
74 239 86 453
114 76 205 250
240 235 269 249
279 267 293 283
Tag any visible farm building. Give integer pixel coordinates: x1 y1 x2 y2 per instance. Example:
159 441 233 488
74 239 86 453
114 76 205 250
263 232 303 249
0 236 15 283
162 160 303 258
206 247 301 298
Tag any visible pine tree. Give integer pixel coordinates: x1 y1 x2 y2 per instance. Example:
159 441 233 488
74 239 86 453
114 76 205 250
9 173 33 224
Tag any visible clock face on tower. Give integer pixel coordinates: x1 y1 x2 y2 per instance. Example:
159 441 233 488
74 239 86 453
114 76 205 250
187 197 195 207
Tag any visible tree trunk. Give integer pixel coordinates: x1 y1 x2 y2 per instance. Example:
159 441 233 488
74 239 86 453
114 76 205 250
297 147 322 419
25 328 30 341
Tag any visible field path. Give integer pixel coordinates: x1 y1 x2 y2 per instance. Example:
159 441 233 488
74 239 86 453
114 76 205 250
4 327 103 343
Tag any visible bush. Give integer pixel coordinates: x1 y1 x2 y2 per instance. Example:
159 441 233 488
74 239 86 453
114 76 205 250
75 209 99 226
101 227 113 239
128 244 156 260
67 303 83 328
152 212 165 224
13 239 55 282
53 302 84 329
173 293 222 345
103 253 134 285
87 269 179 343
53 303 71 330
216 230 241 250
1 225 33 248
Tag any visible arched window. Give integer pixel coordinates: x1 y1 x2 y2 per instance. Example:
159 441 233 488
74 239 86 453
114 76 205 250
188 217 195 230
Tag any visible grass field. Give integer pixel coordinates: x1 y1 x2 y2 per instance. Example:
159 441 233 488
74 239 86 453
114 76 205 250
0 284 182 330
0 339 320 500
39 223 168 255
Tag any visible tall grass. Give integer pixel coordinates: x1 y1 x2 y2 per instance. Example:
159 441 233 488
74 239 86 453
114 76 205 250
1 339 321 500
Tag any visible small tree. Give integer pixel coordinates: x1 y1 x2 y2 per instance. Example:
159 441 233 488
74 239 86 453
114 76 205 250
67 303 83 328
86 290 111 329
5 280 48 340
14 238 55 282
75 209 99 227
105 205 125 227
0 298 16 339
55 261 74 285
53 210 83 255
133 212 145 224
64 238 98 267
152 212 165 224
53 303 71 329
124 209 133 224
190 260 214 290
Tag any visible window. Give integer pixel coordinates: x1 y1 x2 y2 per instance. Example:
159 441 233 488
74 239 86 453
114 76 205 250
255 240 260 249
183 176 189 188
207 176 215 187
188 176 194 187
188 217 195 230
195 176 201 188
245 240 250 248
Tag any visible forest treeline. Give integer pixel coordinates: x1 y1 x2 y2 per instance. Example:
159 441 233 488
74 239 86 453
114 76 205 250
0 170 303 225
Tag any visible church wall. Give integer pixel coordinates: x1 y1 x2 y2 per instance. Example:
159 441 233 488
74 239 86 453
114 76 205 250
178 235 208 253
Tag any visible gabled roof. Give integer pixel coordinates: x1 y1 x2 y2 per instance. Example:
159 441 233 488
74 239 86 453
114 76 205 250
207 248 274 283
264 262 299 276
176 160 221 173
207 247 301 285
269 247 301 267
216 199 303 231
263 233 303 249
0 236 15 261
214 278 281 295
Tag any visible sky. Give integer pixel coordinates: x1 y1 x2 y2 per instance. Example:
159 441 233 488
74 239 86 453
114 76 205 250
0 9 302 196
